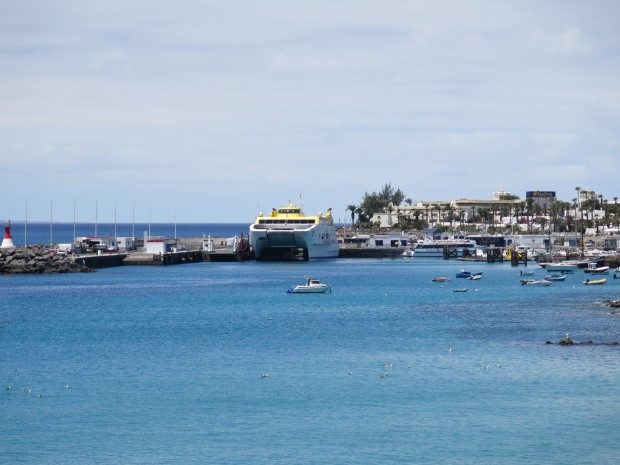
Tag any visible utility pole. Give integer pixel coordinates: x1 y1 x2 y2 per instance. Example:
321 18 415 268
50 199 54 246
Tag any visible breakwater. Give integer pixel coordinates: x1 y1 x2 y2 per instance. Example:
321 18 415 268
0 247 92 274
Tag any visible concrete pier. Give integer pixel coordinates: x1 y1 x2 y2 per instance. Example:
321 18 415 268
72 253 127 269
123 251 204 266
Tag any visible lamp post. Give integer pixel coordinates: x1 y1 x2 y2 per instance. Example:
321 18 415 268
174 202 177 239
73 200 77 250
114 201 117 239
24 198 28 247
95 200 99 236
575 187 584 258
132 201 135 239
50 199 54 246
148 202 152 238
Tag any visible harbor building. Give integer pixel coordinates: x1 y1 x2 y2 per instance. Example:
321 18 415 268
526 191 556 212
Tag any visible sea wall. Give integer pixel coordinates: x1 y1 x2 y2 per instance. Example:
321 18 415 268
0 247 92 274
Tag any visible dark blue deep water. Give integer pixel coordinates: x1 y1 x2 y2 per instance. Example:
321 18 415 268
2 258 619 464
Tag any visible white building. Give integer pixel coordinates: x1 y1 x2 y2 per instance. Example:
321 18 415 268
143 237 178 254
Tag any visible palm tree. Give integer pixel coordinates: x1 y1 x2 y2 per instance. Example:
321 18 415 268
446 203 455 230
525 198 534 234
346 204 356 227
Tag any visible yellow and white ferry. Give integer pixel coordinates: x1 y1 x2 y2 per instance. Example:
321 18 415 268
249 203 339 260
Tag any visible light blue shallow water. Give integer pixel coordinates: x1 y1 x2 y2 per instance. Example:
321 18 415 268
2 259 619 464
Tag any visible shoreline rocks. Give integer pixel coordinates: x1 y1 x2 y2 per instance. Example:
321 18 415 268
0 246 93 274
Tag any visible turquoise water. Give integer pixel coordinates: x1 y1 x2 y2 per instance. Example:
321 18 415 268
2 259 619 464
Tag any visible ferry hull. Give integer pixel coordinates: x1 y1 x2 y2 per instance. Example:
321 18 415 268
250 203 339 261
250 228 339 260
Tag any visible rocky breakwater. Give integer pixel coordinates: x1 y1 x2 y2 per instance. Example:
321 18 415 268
0 247 92 274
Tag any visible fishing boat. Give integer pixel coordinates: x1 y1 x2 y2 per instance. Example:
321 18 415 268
432 276 450 282
520 279 552 286
583 263 610 274
287 277 331 293
542 262 579 272
453 288 468 292
544 275 566 282
468 274 482 281
582 278 606 285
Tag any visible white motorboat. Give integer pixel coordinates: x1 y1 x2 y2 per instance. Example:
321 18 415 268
521 279 552 286
544 262 578 272
468 274 482 281
544 275 566 282
583 263 610 274
287 277 331 294
402 249 415 258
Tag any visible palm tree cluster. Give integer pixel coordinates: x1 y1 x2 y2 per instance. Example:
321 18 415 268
346 187 620 234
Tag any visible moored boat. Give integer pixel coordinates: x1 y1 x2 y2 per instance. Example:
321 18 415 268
544 275 566 282
412 237 478 258
544 262 579 272
521 279 552 286
453 288 468 292
432 276 450 282
456 270 482 279
583 278 606 285
583 263 610 274
250 203 339 260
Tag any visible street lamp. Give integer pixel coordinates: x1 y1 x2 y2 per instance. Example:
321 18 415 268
114 201 118 239
174 202 177 239
73 200 77 250
148 202 152 238
24 198 28 247
95 200 99 236
132 201 135 238
50 199 54 246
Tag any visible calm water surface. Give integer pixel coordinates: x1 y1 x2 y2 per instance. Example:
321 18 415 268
2 259 619 464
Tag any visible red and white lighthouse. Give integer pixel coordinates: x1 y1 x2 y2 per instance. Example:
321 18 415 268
1 221 15 248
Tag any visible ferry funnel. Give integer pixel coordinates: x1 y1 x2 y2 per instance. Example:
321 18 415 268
1 221 15 248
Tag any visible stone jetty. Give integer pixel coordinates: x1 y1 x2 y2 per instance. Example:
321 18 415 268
0 247 92 274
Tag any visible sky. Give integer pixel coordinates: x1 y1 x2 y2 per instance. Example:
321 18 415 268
1 0 619 223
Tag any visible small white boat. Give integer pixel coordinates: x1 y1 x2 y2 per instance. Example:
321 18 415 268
583 278 607 285
545 262 578 272
583 263 610 274
453 288 468 292
467 274 482 281
521 279 552 286
288 277 331 293
544 275 566 282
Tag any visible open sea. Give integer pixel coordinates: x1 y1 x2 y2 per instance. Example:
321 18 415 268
2 224 619 464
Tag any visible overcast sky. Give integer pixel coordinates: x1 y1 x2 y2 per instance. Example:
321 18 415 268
1 0 619 222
